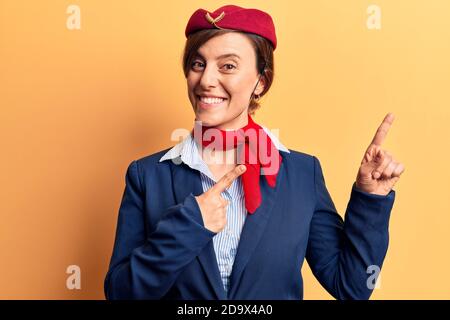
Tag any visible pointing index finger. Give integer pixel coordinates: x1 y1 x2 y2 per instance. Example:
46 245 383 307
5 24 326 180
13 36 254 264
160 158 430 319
210 165 246 194
370 113 395 147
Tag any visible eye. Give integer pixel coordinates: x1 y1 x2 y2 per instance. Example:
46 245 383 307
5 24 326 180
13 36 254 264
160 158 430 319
191 61 205 70
222 64 236 71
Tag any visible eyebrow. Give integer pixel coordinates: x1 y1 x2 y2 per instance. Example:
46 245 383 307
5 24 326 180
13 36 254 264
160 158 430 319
194 52 241 60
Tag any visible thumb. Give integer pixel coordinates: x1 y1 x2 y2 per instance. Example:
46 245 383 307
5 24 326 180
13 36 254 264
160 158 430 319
360 146 383 176
370 148 388 179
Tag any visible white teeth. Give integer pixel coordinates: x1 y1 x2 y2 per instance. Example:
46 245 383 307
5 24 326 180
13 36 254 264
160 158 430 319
199 96 225 104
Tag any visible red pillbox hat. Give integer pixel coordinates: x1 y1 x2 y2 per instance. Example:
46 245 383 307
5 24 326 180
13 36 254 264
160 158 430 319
185 5 277 50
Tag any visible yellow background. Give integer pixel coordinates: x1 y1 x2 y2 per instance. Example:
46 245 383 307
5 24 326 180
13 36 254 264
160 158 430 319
1 0 449 299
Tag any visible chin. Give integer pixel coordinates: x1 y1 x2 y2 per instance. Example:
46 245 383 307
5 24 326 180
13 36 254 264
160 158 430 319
195 114 225 127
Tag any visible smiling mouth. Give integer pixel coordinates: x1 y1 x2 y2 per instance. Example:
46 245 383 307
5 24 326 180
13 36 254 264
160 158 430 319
197 95 228 106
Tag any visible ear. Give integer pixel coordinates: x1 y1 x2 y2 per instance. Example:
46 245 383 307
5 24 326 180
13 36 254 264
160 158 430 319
254 75 266 96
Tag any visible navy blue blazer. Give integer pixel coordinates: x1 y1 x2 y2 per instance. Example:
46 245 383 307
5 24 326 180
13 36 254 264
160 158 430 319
104 148 395 300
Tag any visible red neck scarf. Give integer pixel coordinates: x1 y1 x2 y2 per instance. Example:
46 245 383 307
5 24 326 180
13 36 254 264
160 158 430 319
191 114 282 214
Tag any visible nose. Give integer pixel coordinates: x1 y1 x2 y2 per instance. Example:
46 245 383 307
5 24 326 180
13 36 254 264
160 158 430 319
198 64 219 89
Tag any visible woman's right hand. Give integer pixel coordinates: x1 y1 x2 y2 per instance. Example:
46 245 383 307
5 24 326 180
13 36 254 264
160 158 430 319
195 164 247 233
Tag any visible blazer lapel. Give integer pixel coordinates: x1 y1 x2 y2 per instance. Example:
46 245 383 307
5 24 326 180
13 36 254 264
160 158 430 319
170 158 227 300
227 155 285 298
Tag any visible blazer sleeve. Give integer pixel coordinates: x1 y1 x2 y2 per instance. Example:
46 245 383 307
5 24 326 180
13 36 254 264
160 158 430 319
305 156 396 300
104 160 216 300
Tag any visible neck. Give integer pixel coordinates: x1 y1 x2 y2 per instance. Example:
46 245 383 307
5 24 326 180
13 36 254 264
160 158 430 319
201 147 238 167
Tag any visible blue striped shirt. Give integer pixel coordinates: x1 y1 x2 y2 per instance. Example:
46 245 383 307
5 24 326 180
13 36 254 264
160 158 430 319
159 125 289 292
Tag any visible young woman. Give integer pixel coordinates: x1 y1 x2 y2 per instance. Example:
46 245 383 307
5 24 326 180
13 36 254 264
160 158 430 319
104 5 405 300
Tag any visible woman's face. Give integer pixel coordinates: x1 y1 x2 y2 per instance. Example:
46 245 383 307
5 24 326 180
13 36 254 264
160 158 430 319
187 32 265 130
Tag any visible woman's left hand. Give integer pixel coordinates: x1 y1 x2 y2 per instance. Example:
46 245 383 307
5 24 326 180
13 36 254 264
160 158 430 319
355 113 405 196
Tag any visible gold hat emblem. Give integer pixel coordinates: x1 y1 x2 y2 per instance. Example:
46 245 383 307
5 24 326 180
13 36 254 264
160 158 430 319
205 11 226 29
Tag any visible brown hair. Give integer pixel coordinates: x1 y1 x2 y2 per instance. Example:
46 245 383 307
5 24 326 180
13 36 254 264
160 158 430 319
182 29 274 115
